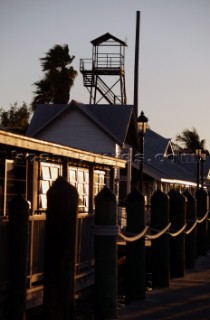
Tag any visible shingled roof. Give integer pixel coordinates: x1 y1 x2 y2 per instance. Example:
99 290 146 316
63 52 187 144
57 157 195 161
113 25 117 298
91 32 127 46
26 103 69 137
26 103 209 186
26 100 138 148
143 129 197 184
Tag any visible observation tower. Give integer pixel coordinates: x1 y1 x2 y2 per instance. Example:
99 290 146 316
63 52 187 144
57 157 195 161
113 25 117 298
80 33 127 105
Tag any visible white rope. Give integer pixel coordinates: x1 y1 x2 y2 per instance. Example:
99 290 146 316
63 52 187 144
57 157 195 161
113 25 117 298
168 224 187 237
118 227 148 242
197 211 209 223
146 223 171 240
185 220 198 235
92 212 208 241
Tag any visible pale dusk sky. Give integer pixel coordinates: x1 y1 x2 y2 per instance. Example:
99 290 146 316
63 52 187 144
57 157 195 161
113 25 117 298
0 0 209 148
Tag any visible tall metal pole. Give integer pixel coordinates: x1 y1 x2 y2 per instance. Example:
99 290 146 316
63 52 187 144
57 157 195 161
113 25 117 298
134 11 140 118
139 133 144 193
127 148 133 194
201 159 204 188
196 158 200 189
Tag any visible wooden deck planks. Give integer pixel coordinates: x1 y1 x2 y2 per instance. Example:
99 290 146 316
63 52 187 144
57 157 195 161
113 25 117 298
119 251 210 320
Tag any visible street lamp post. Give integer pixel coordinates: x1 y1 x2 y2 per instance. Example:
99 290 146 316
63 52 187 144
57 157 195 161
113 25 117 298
137 111 148 193
200 151 206 188
195 148 202 190
195 148 207 189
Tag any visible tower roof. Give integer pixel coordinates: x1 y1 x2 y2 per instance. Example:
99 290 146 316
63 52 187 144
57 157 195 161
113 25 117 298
91 32 127 46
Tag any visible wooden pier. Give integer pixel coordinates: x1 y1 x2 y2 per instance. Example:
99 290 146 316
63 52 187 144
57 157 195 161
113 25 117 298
23 251 210 319
119 251 210 320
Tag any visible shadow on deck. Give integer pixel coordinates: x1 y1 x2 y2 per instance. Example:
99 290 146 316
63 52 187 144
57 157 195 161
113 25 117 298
119 251 210 320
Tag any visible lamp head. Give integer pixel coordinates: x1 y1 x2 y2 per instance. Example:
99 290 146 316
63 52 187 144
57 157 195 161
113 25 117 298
137 111 148 135
201 150 207 161
195 147 202 158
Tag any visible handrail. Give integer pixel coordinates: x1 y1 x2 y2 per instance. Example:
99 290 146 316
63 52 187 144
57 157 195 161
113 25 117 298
97 77 116 103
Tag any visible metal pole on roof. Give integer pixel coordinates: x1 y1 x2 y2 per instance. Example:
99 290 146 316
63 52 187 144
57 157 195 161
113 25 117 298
134 11 140 118
127 147 133 194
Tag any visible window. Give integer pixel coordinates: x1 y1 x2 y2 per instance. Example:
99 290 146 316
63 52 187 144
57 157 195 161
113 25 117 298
93 170 105 197
69 167 89 213
3 160 26 216
39 163 62 209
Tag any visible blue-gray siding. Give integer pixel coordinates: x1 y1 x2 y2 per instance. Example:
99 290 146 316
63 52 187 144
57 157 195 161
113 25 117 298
36 109 117 154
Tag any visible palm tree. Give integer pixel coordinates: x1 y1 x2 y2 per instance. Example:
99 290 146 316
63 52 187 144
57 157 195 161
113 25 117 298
32 44 77 109
175 127 208 154
32 78 52 105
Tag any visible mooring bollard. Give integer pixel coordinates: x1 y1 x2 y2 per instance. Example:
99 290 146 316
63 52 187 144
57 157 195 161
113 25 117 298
94 186 118 320
208 190 210 250
43 176 78 320
125 188 145 302
168 189 186 278
183 190 197 269
151 189 170 287
196 188 208 257
8 194 29 320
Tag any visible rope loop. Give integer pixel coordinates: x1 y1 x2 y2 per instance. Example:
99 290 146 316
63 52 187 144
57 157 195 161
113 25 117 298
185 220 198 235
146 223 171 240
197 211 209 224
118 226 148 242
168 224 187 237
92 212 209 241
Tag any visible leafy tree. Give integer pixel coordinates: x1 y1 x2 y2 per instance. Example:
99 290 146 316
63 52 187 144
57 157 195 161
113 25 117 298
32 44 77 109
0 102 31 134
175 127 209 154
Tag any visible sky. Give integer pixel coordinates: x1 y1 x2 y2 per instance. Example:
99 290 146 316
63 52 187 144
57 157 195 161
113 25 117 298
0 0 210 149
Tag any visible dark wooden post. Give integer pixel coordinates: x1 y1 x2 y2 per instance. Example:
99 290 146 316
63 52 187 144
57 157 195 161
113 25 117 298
151 189 170 287
196 187 208 256
208 190 210 250
183 190 197 269
89 164 94 213
125 188 145 302
43 176 78 320
62 158 69 181
8 194 29 320
94 186 118 320
109 168 115 193
168 189 186 278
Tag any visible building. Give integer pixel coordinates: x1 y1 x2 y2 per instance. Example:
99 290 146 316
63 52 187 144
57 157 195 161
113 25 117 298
143 129 199 202
26 101 210 204
0 129 126 308
26 100 138 155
